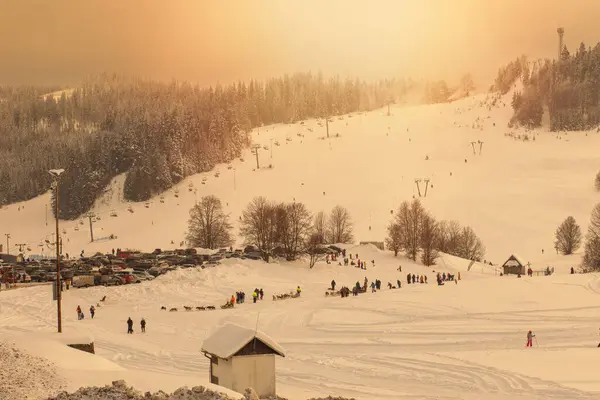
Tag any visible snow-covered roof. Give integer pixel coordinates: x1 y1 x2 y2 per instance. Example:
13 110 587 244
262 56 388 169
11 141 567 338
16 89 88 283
201 323 285 359
503 254 527 267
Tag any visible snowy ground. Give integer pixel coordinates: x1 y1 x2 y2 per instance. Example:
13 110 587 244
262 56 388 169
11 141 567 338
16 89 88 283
1 91 600 399
1 245 600 399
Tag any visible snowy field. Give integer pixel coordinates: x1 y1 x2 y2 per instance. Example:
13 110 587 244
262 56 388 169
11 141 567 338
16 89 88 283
1 91 600 399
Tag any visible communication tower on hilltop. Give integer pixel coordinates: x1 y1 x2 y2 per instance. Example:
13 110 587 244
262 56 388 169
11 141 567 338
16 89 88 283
557 27 564 60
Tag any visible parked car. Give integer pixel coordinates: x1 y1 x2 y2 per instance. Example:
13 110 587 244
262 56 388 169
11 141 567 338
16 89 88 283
101 275 123 286
133 272 154 281
72 275 95 288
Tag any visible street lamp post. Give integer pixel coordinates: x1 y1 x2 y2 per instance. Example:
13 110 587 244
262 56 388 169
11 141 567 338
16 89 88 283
49 169 64 333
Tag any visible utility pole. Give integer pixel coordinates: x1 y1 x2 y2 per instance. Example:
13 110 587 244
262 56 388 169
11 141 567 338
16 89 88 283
45 204 48 226
84 212 95 242
424 179 430 197
270 138 273 159
326 118 330 139
252 144 261 169
15 243 26 253
4 233 10 255
470 141 477 155
478 140 484 155
414 179 422 197
49 168 64 334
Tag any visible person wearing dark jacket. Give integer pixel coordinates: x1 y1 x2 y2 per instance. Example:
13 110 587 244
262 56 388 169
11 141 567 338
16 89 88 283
140 318 146 333
407 273 411 284
331 280 336 291
127 317 134 334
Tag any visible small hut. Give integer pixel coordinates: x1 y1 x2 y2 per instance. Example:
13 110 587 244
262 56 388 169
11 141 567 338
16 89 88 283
502 254 526 275
201 323 285 398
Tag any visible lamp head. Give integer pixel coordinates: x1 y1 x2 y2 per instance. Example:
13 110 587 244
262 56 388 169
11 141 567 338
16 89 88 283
49 169 65 178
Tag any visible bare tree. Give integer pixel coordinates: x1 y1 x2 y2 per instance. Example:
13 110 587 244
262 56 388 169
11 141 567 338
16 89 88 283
186 195 233 249
554 216 582 255
420 213 439 266
436 220 464 256
314 211 328 243
389 199 425 261
307 233 328 268
239 196 279 261
582 203 600 272
408 199 426 259
278 202 313 260
385 222 403 256
327 205 354 244
456 226 486 261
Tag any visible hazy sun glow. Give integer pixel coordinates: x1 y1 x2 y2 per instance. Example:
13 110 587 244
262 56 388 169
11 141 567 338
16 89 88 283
1 0 600 85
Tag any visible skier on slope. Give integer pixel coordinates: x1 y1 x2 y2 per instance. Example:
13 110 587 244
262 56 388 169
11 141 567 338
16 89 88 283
526 330 535 347
140 318 146 333
331 280 336 291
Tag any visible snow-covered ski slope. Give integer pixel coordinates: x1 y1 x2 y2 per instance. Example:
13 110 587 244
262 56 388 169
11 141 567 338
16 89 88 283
2 91 600 399
2 92 599 265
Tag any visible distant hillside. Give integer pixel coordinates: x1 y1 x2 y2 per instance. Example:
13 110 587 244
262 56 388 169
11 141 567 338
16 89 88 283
0 73 411 219
494 40 600 130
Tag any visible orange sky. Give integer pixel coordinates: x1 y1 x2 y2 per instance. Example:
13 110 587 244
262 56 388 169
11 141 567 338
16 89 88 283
1 0 599 86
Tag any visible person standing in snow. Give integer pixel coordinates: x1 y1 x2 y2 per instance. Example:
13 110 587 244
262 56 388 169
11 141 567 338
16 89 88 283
370 281 376 293
89 305 95 319
296 286 302 296
76 305 82 320
127 317 134 334
140 318 146 333
252 290 258 303
259 288 264 300
331 280 336 291
526 330 535 347
230 295 236 305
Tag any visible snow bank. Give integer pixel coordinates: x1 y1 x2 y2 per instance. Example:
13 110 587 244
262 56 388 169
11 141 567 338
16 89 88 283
0 340 66 400
47 380 243 400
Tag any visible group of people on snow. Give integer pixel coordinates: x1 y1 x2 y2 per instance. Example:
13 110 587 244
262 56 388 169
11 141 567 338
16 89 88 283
407 273 428 285
76 305 96 320
127 317 146 334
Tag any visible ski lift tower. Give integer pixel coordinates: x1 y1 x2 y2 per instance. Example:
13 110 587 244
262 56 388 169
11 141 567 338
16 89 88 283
557 27 564 60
